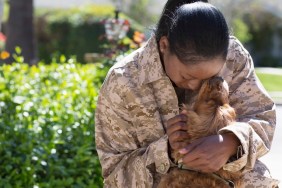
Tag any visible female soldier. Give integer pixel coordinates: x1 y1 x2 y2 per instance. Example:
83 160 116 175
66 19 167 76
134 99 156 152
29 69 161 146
95 0 279 187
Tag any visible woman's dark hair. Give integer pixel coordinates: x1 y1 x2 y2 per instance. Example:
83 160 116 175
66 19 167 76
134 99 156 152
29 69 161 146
156 0 208 41
155 0 229 63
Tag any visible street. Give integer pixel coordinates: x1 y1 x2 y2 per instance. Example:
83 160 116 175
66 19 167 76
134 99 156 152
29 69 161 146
260 105 282 185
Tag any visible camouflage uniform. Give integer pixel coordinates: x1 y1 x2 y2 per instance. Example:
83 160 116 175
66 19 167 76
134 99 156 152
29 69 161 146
95 36 280 187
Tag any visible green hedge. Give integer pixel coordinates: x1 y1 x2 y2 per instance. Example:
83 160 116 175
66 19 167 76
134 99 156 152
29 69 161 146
35 5 144 64
0 57 109 187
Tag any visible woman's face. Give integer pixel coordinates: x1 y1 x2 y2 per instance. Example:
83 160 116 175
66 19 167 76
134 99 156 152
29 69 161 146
159 37 225 91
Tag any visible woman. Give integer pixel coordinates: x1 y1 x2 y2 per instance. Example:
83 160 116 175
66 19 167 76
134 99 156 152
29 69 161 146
95 0 280 187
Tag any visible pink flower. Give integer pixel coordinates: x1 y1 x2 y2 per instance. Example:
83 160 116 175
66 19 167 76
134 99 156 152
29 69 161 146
0 32 6 42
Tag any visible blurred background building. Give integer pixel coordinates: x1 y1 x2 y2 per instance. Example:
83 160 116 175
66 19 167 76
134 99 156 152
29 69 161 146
34 0 282 66
1 0 281 66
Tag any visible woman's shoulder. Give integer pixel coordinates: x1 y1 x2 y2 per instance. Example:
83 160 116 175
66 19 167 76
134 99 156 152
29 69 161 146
109 48 141 73
224 36 253 74
227 36 250 61
219 36 254 86
101 49 143 92
104 37 163 89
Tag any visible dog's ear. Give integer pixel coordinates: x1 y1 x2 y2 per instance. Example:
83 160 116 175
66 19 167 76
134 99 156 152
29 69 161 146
214 104 236 128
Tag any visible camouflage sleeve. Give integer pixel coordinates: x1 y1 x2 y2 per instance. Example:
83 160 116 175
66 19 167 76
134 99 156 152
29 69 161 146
95 71 171 188
218 38 276 173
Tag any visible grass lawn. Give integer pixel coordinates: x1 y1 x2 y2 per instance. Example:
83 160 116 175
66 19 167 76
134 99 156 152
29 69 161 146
255 68 282 103
256 71 282 92
255 68 282 92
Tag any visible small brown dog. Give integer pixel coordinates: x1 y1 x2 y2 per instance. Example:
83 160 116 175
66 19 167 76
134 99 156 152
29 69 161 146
158 76 242 188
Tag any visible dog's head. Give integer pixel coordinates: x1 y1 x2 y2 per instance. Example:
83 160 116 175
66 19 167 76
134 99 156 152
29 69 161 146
197 76 229 106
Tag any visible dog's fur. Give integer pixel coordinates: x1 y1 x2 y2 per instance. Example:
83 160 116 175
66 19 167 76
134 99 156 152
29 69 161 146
158 76 242 188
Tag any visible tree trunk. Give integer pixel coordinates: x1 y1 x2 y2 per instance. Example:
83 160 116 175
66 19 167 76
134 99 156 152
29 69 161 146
0 0 3 32
5 0 37 65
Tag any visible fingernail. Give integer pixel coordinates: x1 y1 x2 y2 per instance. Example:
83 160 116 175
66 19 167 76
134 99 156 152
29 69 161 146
179 148 187 154
181 109 187 113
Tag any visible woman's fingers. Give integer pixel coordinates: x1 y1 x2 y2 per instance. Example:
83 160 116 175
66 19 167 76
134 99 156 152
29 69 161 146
166 114 187 129
169 133 190 150
166 114 189 152
166 121 188 136
180 135 231 173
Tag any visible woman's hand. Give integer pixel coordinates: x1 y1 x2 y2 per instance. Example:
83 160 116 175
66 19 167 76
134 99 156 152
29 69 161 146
179 133 240 173
165 113 190 156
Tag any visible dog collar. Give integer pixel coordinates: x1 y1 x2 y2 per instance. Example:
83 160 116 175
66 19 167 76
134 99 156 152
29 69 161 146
177 163 235 188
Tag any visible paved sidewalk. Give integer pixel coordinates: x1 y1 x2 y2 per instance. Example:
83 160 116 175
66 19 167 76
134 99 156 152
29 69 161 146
253 68 282 185
260 105 282 185
269 91 282 105
255 67 282 75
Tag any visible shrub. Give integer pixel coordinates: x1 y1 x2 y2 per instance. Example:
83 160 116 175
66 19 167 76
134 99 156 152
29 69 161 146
34 5 144 64
0 56 109 187
242 8 282 67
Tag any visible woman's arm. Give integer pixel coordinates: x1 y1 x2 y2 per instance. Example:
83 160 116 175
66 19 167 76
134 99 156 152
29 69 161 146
95 71 172 187
219 37 276 173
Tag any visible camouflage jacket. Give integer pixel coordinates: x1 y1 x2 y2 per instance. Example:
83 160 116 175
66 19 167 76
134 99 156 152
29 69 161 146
95 36 280 187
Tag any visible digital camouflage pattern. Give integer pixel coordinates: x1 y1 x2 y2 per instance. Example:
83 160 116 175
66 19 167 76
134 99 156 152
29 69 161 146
95 36 280 187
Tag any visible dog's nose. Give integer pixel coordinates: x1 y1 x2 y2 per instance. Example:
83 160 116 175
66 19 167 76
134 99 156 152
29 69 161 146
213 76 224 82
209 76 224 86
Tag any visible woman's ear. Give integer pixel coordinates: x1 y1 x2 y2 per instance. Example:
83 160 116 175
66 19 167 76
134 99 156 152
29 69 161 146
159 36 169 53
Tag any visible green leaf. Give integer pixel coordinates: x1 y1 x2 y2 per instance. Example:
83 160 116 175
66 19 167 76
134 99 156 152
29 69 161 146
15 46 22 55
60 55 66 63
12 96 26 104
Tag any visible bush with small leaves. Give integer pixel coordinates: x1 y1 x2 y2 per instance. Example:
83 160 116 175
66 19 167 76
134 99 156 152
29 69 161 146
0 56 108 187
